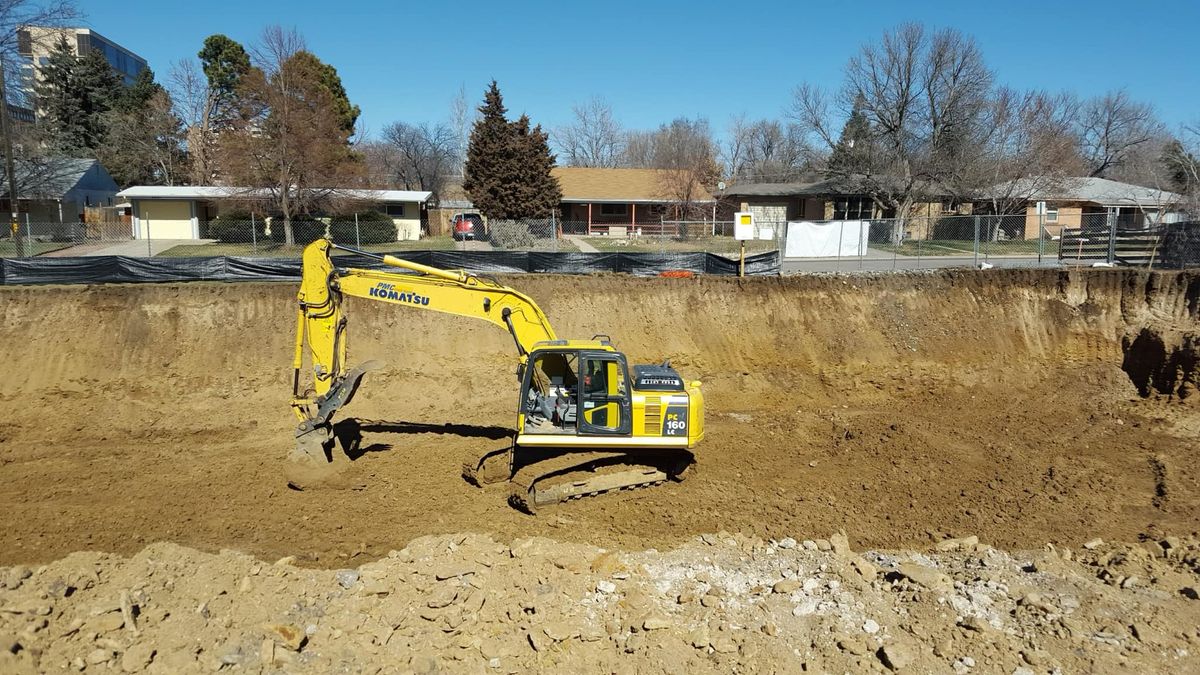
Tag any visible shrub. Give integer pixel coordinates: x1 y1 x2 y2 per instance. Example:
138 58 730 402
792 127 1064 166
329 211 397 246
269 217 327 245
487 219 539 250
205 212 266 243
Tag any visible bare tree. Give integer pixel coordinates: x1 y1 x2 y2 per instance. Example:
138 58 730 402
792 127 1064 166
1162 123 1199 215
168 34 251 185
0 0 79 108
553 97 626 168
99 88 185 185
621 117 718 221
447 83 473 176
789 23 993 218
723 116 808 183
377 120 456 198
1076 90 1164 178
970 88 1083 214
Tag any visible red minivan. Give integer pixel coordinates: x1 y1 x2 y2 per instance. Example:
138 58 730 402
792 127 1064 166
451 214 486 241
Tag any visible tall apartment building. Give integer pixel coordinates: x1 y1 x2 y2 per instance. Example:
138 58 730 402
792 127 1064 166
15 27 147 108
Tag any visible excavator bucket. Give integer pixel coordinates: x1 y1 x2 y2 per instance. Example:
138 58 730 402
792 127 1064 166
285 361 382 490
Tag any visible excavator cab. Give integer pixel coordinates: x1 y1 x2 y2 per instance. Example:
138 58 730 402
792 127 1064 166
521 346 632 436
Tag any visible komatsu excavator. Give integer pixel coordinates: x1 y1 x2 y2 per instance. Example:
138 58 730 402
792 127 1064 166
289 238 704 512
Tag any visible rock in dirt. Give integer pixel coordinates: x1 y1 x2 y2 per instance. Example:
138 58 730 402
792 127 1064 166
935 536 979 552
120 642 155 673
896 562 952 591
773 579 804 594
830 532 852 556
878 642 916 671
335 570 359 588
642 616 672 631
264 623 305 651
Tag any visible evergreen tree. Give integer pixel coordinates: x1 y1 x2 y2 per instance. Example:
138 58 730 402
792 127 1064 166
463 81 560 219
35 37 120 156
511 114 561 217
113 67 161 114
1162 139 1199 194
828 97 874 174
292 52 360 134
71 48 120 147
198 34 250 107
35 37 87 154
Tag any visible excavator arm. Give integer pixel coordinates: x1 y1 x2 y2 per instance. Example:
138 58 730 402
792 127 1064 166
289 238 557 465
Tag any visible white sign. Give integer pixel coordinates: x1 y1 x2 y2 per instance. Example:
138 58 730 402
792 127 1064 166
784 220 869 258
734 212 755 241
1035 201 1046 215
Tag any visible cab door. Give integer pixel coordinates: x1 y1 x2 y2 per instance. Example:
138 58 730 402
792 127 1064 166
578 352 632 436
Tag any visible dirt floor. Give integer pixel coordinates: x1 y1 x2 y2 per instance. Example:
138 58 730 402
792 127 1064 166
1 269 1199 672
0 270 1198 567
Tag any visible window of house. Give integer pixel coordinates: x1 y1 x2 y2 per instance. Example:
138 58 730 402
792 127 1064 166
384 203 405 217
833 197 873 220
599 203 628 217
1045 205 1059 222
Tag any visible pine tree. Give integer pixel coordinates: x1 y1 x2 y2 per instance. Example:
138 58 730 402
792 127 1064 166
828 97 874 175
112 67 161 114
198 34 250 117
294 52 360 135
512 114 561 217
463 81 561 219
35 37 120 156
35 37 87 154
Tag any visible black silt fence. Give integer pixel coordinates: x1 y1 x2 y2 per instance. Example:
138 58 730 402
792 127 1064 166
0 250 780 285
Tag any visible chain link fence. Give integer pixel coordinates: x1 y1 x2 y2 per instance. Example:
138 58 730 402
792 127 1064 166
5 212 1198 272
0 220 133 257
777 213 1200 271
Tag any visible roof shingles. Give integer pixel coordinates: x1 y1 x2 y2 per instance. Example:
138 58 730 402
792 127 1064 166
552 167 714 203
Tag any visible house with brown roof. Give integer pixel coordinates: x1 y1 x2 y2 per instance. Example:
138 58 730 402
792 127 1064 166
552 167 716 235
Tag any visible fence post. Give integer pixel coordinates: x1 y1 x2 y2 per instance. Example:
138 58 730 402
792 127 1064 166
1037 213 1044 266
915 219 923 269
890 220 898 270
973 215 980 267
355 212 361 249
835 221 844 265
22 214 31 258
1106 209 1117 264
146 212 152 257
251 213 257 255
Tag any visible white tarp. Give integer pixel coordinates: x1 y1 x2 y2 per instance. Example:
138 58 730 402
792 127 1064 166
784 220 869 258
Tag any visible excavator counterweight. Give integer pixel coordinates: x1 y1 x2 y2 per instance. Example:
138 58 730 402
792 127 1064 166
288 238 704 510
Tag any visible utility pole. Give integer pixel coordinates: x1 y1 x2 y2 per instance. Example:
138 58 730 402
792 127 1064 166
0 56 22 256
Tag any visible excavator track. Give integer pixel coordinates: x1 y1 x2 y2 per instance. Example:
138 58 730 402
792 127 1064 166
508 450 691 514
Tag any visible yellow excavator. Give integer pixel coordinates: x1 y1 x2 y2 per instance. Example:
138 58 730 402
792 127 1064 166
288 238 704 512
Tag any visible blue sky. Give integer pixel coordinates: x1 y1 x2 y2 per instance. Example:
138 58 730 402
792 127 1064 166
86 0 1199 140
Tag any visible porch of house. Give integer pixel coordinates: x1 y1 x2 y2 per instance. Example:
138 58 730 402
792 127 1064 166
561 202 672 235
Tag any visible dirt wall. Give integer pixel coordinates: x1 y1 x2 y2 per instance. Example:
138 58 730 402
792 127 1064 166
0 269 1197 566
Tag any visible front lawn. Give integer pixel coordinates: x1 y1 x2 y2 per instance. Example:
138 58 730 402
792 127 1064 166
0 240 75 257
156 236 459 258
874 238 1053 257
581 236 776 257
